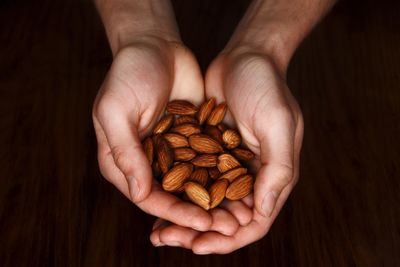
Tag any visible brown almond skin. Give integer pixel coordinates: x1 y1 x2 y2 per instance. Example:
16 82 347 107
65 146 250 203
152 161 162 180
143 137 154 165
175 115 198 125
217 123 228 132
157 137 173 174
191 154 218 167
222 129 241 149
162 163 193 192
167 100 198 115
217 153 241 173
189 168 209 187
188 134 223 154
226 174 253 200
153 114 174 134
209 178 229 209
174 148 197 161
207 103 227 126
197 97 216 125
208 167 221 179
171 123 201 137
219 167 247 182
184 182 210 210
231 148 255 161
163 133 189 148
204 125 223 144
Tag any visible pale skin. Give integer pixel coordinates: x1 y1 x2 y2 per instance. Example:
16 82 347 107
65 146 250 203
93 0 335 254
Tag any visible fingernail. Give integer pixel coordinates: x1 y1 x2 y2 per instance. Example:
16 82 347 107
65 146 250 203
195 250 211 255
165 241 182 247
262 191 278 217
154 242 165 247
128 177 140 201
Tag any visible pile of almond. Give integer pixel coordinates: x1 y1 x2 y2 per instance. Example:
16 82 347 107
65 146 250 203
142 98 255 210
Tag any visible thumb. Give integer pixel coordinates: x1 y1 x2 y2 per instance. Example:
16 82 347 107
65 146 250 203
253 111 296 217
96 101 153 202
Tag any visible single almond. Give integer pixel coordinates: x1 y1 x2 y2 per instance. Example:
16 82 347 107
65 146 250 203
218 167 247 182
231 148 255 161
162 163 193 192
176 115 198 125
163 133 189 148
191 154 218 167
174 148 197 161
171 123 201 137
197 97 216 125
153 114 174 134
167 100 198 115
209 178 229 208
208 167 221 179
222 129 241 149
217 153 241 173
189 168 209 187
207 102 227 126
184 182 210 210
225 174 253 200
143 137 154 165
188 134 223 154
203 125 223 144
157 137 173 174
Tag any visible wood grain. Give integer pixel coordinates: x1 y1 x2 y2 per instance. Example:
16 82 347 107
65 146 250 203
0 0 399 266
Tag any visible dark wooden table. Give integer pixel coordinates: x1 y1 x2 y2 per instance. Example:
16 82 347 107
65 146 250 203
1 0 399 266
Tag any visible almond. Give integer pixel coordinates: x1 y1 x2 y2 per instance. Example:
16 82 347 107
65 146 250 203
171 123 201 137
207 102 227 126
222 129 241 149
191 154 218 167
173 148 197 161
231 148 255 161
184 182 210 210
188 134 223 154
225 174 253 200
203 125 223 144
208 167 221 179
176 115 198 125
153 114 174 134
162 163 193 192
163 133 189 148
143 137 154 165
197 97 215 125
209 178 229 209
167 100 198 115
157 137 173 174
218 167 247 182
217 153 241 173
189 168 209 187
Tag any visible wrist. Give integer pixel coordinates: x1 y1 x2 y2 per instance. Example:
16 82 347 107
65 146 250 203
96 0 181 56
223 0 336 74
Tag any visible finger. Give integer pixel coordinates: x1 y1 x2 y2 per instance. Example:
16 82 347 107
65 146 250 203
158 224 200 249
93 116 131 199
137 187 212 231
219 199 253 226
95 99 152 202
208 208 239 236
253 109 296 217
150 218 171 247
192 181 296 254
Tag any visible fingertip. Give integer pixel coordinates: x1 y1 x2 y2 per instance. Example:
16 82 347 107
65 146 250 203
127 176 152 203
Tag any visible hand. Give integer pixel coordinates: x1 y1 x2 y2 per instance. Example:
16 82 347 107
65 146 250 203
92 36 245 237
150 47 304 253
92 36 214 230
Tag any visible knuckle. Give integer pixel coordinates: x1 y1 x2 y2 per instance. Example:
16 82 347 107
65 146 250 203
111 146 132 175
276 163 294 185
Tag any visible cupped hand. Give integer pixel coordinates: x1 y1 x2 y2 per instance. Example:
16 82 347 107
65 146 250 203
92 36 220 232
150 47 304 253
